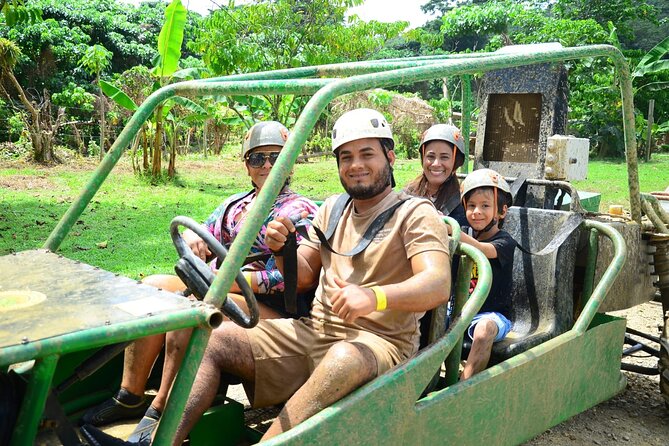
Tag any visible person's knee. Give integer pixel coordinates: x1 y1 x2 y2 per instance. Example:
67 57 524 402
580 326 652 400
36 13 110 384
142 274 185 293
472 319 498 343
323 342 377 382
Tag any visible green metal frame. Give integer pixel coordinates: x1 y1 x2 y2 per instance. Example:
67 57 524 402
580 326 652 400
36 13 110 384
260 221 627 445
3 44 638 444
3 306 218 446
43 44 640 313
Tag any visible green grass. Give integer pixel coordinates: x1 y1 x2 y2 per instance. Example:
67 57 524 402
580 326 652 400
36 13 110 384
1 154 667 279
573 153 669 210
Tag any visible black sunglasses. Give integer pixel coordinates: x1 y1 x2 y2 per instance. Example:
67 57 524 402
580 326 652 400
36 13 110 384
245 152 280 168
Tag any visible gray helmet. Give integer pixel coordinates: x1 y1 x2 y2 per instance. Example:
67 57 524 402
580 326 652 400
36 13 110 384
242 121 290 158
420 124 465 156
460 168 512 201
331 108 394 154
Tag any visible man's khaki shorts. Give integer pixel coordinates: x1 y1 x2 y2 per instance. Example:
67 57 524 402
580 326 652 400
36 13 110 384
245 317 402 407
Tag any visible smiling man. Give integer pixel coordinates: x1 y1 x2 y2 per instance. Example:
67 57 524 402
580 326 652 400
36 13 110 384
81 109 452 445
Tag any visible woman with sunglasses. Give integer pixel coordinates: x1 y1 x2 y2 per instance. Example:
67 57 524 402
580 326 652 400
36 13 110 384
80 121 318 430
404 123 468 229
185 120 319 318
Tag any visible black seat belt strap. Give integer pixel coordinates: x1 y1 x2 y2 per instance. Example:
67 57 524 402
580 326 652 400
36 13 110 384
282 231 299 314
308 197 410 257
441 193 462 216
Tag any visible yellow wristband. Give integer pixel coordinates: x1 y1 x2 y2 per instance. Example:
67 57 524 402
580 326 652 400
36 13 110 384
243 272 253 287
371 286 387 311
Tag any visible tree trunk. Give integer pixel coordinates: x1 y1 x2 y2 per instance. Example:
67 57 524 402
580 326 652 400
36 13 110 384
142 127 149 171
97 73 106 161
203 119 208 159
4 69 57 163
168 121 177 178
152 106 164 178
71 123 85 155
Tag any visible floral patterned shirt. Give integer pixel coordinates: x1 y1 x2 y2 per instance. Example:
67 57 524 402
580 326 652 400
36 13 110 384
203 187 318 293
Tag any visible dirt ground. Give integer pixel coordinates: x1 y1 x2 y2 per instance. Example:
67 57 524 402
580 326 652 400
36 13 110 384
525 300 668 446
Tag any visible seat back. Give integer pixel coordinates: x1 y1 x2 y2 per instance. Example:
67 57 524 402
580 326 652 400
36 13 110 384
490 206 580 361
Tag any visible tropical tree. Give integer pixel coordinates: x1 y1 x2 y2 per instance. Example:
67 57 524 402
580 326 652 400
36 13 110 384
0 37 63 162
101 0 205 179
191 0 406 124
79 44 112 160
552 0 658 40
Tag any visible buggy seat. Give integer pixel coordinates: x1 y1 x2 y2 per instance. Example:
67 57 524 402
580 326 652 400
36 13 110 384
489 206 580 363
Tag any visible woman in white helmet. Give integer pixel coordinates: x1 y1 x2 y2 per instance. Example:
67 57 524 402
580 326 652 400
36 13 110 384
458 168 517 380
404 123 468 228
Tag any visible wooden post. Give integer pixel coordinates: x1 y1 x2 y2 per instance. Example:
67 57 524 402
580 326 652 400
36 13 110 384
646 99 655 162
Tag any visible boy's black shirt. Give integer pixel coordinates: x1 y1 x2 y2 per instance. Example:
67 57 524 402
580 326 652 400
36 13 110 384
463 227 517 318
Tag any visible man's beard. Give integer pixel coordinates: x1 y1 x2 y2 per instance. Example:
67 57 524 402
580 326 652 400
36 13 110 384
340 162 391 200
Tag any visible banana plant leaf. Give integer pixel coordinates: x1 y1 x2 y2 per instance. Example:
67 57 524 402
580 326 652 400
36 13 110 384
153 0 187 78
633 35 669 78
99 80 138 111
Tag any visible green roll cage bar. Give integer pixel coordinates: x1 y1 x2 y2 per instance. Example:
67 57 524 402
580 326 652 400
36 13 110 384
5 43 633 445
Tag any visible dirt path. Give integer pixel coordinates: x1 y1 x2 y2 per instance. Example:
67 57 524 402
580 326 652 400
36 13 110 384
526 301 668 446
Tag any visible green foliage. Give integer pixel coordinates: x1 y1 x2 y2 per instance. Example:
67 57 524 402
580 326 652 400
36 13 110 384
441 1 524 39
7 111 24 139
79 44 112 77
0 35 20 68
566 59 624 157
153 0 187 78
52 82 96 114
440 1 610 50
1 0 42 27
367 89 394 108
429 97 453 123
421 0 489 15
633 34 669 78
392 116 421 159
552 0 658 40
192 0 395 75
190 0 405 124
3 17 91 91
99 79 137 111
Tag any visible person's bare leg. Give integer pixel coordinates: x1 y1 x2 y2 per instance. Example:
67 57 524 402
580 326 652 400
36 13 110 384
120 335 164 396
147 328 192 412
461 319 498 380
171 321 256 446
149 295 278 411
113 275 186 397
262 342 377 441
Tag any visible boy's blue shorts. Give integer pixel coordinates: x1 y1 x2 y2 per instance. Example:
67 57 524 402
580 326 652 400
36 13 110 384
467 312 512 342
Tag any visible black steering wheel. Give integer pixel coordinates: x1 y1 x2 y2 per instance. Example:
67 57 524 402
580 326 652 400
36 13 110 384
170 216 259 329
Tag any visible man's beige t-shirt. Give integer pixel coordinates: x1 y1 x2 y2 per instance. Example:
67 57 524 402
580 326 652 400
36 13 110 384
301 190 450 361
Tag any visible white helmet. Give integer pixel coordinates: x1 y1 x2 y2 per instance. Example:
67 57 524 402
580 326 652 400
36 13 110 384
331 108 394 154
460 168 512 202
420 124 465 157
242 121 290 158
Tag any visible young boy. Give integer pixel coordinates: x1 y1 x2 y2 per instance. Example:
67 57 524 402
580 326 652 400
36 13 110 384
458 168 517 379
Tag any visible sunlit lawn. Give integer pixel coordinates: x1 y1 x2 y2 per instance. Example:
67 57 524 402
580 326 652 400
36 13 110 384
1 153 668 278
